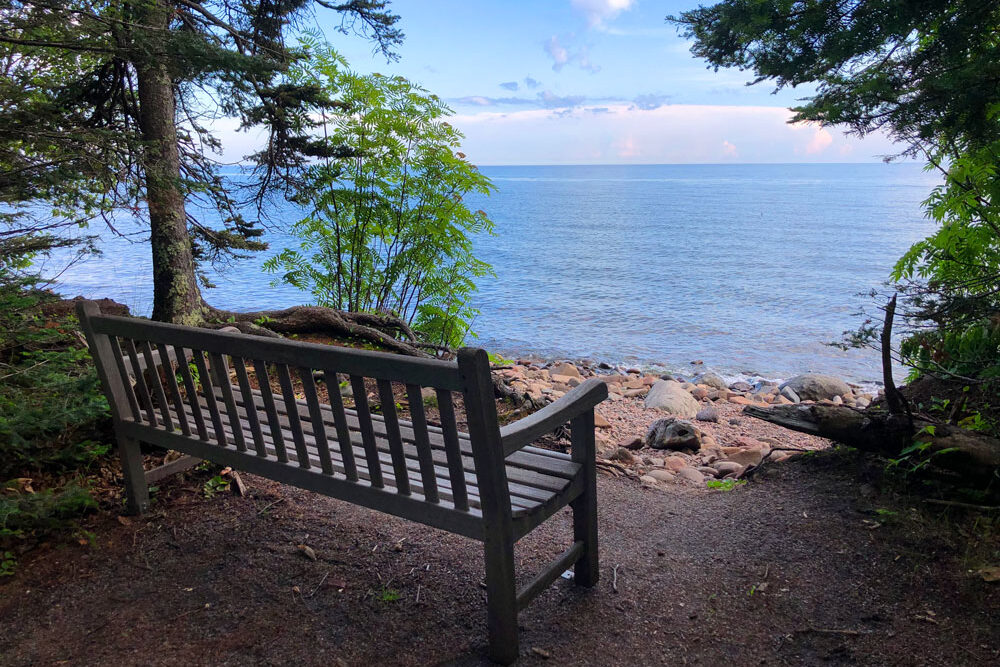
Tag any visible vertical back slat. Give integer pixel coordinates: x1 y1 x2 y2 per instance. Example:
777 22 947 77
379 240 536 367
156 343 190 436
210 353 246 452
124 338 156 425
436 389 469 511
232 357 267 457
349 375 383 488
325 372 358 481
108 336 141 421
173 345 208 440
377 380 410 495
300 369 334 475
192 350 227 447
253 359 288 463
276 364 310 469
139 341 174 430
406 383 439 503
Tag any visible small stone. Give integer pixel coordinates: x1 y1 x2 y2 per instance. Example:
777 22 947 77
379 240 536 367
712 461 743 476
695 406 719 423
620 435 644 450
729 381 753 393
626 367 642 374
728 418 742 426
728 395 752 405
693 373 729 391
639 475 658 486
690 387 709 401
647 469 675 482
665 455 687 472
594 412 612 429
676 467 705 484
832 395 843 405
609 447 634 464
696 466 719 477
723 448 765 468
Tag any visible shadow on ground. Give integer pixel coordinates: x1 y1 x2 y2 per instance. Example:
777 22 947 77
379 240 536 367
2 451 998 666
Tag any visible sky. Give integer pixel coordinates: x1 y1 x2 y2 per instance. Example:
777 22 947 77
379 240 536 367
224 0 904 166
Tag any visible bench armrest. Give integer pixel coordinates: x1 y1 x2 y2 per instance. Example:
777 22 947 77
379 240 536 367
499 377 608 457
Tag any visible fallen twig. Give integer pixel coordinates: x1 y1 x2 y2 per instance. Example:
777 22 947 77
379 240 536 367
796 627 865 636
612 564 620 593
308 571 329 598
256 497 285 515
924 499 999 512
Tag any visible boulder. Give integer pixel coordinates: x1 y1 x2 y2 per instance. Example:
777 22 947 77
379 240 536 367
646 418 704 452
693 372 729 391
644 380 700 418
551 363 582 378
695 405 719 423
676 467 705 484
779 374 851 402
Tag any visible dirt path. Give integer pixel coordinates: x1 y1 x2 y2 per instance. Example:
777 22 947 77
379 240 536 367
2 452 998 666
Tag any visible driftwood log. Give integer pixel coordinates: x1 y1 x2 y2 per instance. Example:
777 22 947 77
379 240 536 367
743 404 1000 483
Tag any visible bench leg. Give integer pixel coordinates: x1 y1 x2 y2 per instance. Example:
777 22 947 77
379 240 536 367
483 537 518 664
571 411 599 587
118 435 149 515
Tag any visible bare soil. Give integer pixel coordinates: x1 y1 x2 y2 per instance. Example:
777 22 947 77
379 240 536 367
2 450 998 666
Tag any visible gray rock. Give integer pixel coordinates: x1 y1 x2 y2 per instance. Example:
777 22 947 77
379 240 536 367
693 372 729 391
696 466 719 478
644 380 700 418
728 381 753 393
712 461 744 477
647 469 675 482
646 418 704 452
551 362 582 378
695 406 719 423
780 385 801 403
780 373 851 401
676 467 705 484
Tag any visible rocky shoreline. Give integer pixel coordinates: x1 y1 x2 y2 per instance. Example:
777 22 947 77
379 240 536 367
495 360 882 490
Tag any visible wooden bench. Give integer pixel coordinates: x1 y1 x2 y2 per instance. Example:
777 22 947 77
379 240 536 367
77 300 607 664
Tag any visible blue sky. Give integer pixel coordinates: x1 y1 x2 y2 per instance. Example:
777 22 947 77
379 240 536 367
227 1 903 165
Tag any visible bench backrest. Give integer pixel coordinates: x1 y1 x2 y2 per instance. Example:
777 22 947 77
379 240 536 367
76 301 510 524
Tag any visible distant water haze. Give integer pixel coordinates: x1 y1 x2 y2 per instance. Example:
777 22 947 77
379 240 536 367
50 163 939 384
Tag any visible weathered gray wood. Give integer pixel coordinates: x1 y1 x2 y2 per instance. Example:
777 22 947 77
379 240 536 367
350 374 384 488
144 454 201 483
191 349 227 447
377 379 410 496
89 314 464 390
324 371 358 481
300 367 334 475
75 302 149 514
570 409 599 587
436 389 469 511
124 338 156 425
405 383 439 504
211 352 246 453
232 357 267 457
118 419 484 538
157 343 191 437
252 359 288 462
108 336 141 421
459 348 518 664
516 541 584 611
78 301 607 664
173 344 208 441
500 378 608 456
275 364 309 469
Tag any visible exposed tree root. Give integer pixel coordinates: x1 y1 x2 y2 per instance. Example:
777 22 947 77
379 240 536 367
744 403 1000 483
205 304 429 358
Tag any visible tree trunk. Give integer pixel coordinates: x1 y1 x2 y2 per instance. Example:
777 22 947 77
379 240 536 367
136 0 204 325
744 404 1000 482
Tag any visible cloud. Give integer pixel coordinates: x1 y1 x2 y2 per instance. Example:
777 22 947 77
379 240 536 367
631 93 671 110
543 35 601 73
499 81 519 91
571 0 636 27
447 103 902 165
539 90 586 108
524 77 541 89
544 36 570 70
804 127 834 154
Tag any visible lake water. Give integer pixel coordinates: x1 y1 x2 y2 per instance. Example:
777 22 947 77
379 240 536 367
49 163 939 384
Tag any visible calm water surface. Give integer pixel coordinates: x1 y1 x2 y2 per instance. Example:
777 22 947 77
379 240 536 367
51 163 939 383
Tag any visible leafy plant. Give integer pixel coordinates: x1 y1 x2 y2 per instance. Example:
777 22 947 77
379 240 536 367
264 44 495 349
202 475 231 498
377 587 401 603
706 479 746 492
0 551 15 577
